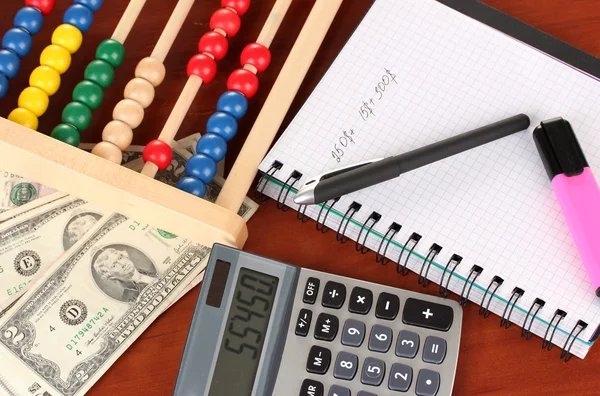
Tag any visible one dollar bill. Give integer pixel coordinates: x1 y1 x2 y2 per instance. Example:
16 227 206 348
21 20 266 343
0 214 210 396
0 170 55 215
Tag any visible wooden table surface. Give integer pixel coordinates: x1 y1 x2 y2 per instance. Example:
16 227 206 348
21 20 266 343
2 0 600 395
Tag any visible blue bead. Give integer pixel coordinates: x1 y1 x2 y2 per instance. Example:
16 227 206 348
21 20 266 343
217 90 248 119
2 28 32 58
64 4 94 33
14 7 44 36
176 176 206 198
0 50 21 79
206 111 238 141
75 0 104 13
0 72 9 99
196 133 227 162
186 153 217 184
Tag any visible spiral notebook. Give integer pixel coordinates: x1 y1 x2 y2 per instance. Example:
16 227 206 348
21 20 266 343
257 0 600 359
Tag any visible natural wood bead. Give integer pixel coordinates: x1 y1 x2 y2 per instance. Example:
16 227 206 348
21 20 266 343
134 57 166 87
102 120 133 150
92 141 123 164
124 78 155 109
113 99 145 129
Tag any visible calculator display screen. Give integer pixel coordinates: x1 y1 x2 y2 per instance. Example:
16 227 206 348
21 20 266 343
208 268 279 395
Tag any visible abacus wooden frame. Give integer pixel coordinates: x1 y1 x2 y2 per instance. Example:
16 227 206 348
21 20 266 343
0 117 248 248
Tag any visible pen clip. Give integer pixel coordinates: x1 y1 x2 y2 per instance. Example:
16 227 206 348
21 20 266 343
301 158 385 187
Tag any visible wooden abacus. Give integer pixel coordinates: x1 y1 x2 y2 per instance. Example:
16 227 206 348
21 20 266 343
0 0 344 249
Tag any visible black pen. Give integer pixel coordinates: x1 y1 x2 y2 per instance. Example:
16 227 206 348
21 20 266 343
294 114 531 205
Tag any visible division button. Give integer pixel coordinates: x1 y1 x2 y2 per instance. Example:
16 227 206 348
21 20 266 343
322 281 347 309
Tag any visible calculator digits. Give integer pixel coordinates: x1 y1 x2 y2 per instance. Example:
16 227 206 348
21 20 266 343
174 245 462 396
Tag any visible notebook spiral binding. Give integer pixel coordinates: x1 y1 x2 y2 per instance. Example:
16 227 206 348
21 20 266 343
261 164 596 361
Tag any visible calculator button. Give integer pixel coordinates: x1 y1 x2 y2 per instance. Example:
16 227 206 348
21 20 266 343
333 351 358 380
322 281 346 309
349 286 373 314
315 313 339 341
341 319 366 347
368 325 393 353
416 369 440 396
295 309 313 337
389 363 413 392
395 330 420 359
300 379 324 396
375 293 400 320
328 385 351 396
402 298 453 331
307 346 331 375
303 277 320 304
357 392 377 396
423 336 447 364
361 357 386 386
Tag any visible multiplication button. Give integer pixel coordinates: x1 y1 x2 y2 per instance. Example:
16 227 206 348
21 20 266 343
349 286 373 314
303 277 320 304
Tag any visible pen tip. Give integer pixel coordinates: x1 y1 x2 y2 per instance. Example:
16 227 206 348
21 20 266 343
294 187 315 205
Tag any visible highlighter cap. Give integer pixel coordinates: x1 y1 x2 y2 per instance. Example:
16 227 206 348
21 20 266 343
533 117 589 180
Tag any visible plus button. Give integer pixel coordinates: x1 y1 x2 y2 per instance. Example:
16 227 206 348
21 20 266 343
422 309 434 319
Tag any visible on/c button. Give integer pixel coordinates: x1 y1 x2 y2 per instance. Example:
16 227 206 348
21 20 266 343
303 277 320 304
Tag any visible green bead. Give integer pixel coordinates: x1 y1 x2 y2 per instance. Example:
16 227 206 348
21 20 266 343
95 39 125 68
84 59 114 89
62 101 92 131
51 124 80 147
72 80 104 110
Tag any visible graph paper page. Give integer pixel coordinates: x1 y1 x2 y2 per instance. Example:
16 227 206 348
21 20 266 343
259 0 600 357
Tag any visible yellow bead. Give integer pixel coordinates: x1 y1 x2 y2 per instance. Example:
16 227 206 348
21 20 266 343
8 108 39 130
40 45 72 74
30 66 61 96
51 24 83 55
18 87 49 117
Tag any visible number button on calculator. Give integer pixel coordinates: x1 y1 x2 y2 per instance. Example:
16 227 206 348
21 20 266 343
389 363 413 392
333 352 358 380
368 325 392 353
341 319 365 347
396 330 420 358
361 357 385 386
348 287 373 314
328 385 350 396
322 281 346 309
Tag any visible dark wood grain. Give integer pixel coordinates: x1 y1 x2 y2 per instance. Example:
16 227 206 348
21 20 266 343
2 1 600 395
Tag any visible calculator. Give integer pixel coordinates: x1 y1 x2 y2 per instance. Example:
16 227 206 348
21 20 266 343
174 244 462 396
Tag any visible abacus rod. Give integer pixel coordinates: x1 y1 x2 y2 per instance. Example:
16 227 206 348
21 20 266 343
255 0 294 48
216 0 344 212
151 0 196 62
111 0 148 44
140 75 203 176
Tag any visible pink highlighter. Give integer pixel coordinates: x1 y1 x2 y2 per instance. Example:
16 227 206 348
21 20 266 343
534 118 600 296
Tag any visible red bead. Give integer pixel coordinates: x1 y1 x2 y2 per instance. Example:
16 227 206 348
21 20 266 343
227 68 259 99
210 8 241 37
143 140 173 171
186 54 217 83
25 0 56 15
240 43 271 73
221 0 251 16
198 31 228 61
